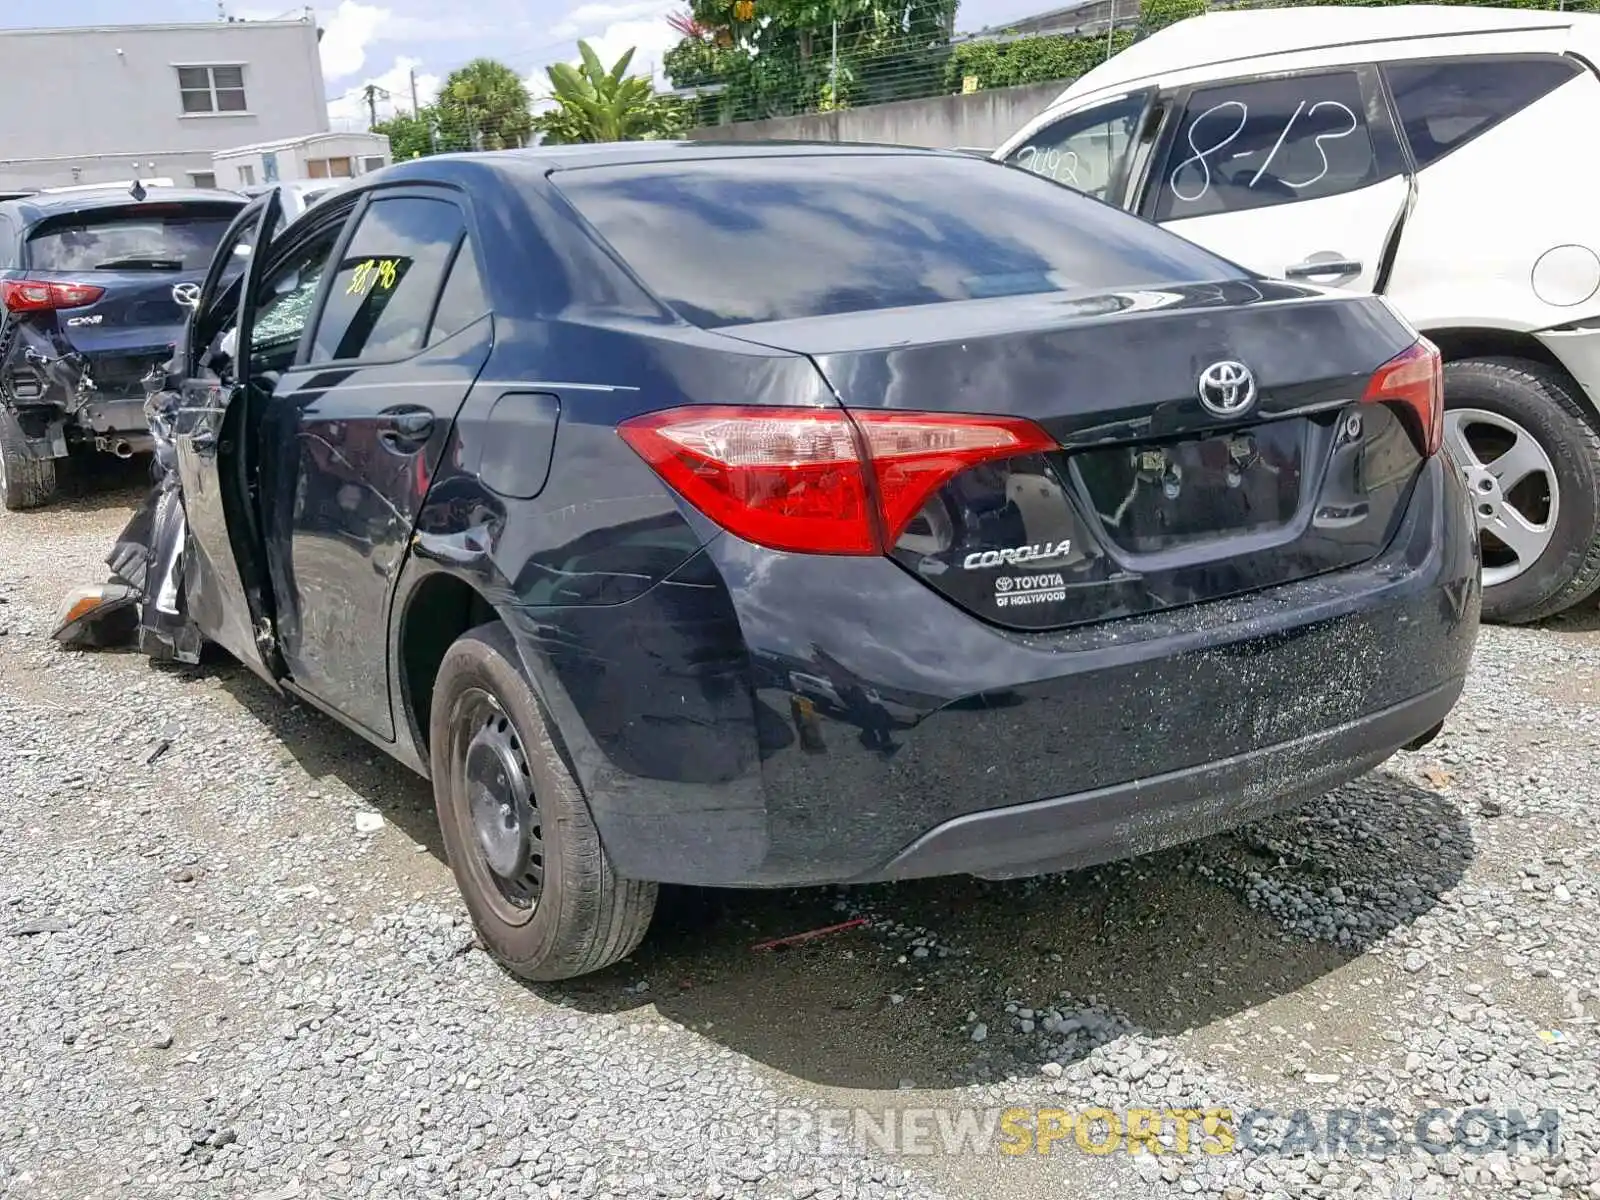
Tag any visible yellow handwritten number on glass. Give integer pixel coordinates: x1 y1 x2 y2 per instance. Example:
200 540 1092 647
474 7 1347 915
346 259 376 296
346 258 400 296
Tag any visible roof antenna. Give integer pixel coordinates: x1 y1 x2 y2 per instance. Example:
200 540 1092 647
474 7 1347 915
129 161 147 202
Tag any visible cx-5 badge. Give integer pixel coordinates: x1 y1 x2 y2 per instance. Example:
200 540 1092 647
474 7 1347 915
1197 360 1256 417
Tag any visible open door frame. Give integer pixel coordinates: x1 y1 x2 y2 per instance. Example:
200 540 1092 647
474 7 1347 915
169 189 284 684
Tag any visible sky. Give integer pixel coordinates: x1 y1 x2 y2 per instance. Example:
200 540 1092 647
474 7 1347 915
1 1 1055 129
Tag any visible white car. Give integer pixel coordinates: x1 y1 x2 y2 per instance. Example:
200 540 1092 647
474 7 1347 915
237 179 346 225
996 4 1600 622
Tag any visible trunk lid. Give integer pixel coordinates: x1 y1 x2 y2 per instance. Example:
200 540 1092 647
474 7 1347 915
720 281 1428 630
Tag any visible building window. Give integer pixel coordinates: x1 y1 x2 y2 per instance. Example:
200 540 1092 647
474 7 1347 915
238 164 256 186
360 155 387 174
189 171 217 189
307 157 354 179
178 65 247 114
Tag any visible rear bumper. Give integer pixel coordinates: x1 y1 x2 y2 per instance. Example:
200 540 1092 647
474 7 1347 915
0 330 161 455
2 394 152 458
504 455 1480 888
869 679 1460 882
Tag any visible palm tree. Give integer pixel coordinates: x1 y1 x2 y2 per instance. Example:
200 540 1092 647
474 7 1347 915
437 58 534 150
537 41 677 144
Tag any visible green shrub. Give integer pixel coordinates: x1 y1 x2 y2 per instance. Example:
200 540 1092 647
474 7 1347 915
944 29 1136 91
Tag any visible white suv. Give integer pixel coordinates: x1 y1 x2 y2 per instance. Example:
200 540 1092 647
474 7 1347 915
996 5 1600 622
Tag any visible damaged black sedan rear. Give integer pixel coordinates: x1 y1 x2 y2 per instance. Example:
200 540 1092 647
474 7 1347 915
0 185 246 509
52 146 1481 982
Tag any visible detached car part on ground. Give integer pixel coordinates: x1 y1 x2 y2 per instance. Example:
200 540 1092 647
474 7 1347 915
996 4 1600 624
0 185 245 510
53 145 1480 982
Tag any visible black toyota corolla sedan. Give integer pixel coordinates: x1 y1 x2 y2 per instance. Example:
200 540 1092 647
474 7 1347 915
54 147 1480 981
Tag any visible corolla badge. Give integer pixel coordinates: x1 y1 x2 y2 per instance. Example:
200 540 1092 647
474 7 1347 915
172 283 202 308
1196 360 1257 417
962 540 1071 570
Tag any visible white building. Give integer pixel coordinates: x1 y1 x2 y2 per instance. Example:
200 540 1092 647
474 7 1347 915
0 15 329 193
213 131 392 189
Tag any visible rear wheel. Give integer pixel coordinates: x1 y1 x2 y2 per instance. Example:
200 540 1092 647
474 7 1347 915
0 409 57 511
1443 357 1600 624
429 622 657 981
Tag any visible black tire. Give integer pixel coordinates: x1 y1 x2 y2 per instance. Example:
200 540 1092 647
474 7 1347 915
429 621 657 981
0 409 57 511
1445 357 1600 624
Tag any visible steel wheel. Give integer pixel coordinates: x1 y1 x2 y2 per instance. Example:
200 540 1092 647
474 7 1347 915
451 687 543 924
430 623 658 980
1443 407 1561 589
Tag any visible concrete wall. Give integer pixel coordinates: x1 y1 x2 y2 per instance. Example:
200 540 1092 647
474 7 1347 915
686 80 1069 152
0 20 328 191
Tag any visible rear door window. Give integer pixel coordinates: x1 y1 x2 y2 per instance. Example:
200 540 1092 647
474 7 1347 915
426 239 489 346
1383 55 1582 169
309 196 465 364
552 154 1242 328
25 205 239 271
1149 70 1390 222
1002 90 1152 202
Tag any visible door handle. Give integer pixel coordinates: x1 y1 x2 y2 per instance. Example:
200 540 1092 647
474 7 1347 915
377 406 435 453
1285 257 1363 281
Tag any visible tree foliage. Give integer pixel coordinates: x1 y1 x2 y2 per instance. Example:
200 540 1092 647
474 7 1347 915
370 106 473 159
370 111 433 160
532 41 687 144
437 58 534 150
944 29 1135 91
1139 0 1207 32
666 0 959 122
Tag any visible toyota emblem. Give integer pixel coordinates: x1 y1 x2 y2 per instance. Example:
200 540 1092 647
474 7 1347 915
172 282 202 308
1196 360 1257 417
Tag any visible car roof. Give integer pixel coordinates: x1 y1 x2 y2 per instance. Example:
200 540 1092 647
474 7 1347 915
356 141 970 206
0 187 248 227
376 139 952 184
1064 3 1590 97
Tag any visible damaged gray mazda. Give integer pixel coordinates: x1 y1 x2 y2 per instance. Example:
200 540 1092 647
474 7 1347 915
53 147 1481 982
0 184 247 509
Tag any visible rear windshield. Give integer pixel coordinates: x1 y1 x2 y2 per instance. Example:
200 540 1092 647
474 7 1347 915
552 154 1243 328
26 205 238 272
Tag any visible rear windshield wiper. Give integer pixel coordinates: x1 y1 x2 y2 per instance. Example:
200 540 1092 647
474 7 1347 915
94 257 184 271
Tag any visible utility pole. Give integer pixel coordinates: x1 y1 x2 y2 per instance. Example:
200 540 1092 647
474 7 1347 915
364 84 377 126
410 68 421 116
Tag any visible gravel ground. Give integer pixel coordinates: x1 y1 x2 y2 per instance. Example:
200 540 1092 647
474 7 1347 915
1 472 1597 1200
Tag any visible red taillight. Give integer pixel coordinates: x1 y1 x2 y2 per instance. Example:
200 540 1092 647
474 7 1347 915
1363 338 1443 457
618 405 1056 556
852 411 1058 544
0 279 106 312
